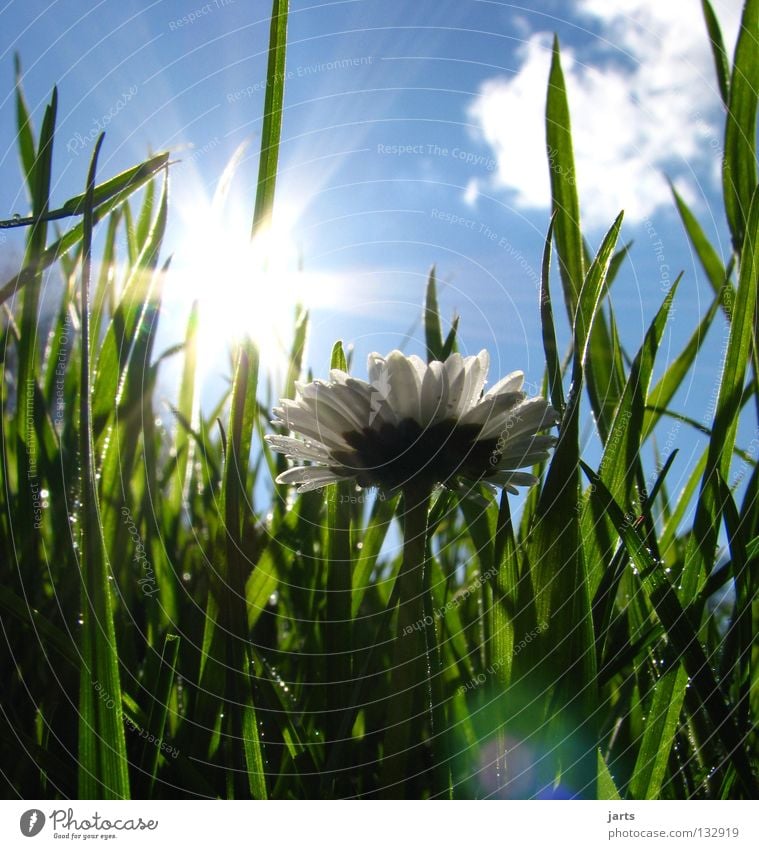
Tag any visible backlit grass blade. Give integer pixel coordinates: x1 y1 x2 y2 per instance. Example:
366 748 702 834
546 36 584 312
91 174 168 431
169 301 199 523
582 274 680 590
718 478 752 739
141 633 180 794
77 134 131 799
685 187 759 596
324 342 353 758
643 285 722 438
251 0 289 238
15 85 57 585
701 0 731 106
722 0 758 253
351 493 400 617
540 214 565 413
669 180 733 310
221 341 267 799
0 153 169 307
13 54 36 189
529 212 622 798
424 265 445 362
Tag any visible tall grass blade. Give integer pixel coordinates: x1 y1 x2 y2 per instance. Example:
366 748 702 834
77 134 131 799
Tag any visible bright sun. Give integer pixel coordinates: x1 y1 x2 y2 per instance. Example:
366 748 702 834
172 192 324 388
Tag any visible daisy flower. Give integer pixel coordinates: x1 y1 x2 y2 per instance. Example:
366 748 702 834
265 349 558 495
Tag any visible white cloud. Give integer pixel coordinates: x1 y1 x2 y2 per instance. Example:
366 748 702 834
468 0 742 228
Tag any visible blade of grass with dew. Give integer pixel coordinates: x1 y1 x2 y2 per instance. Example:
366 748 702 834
582 464 757 797
685 187 759 600
77 134 130 799
15 85 56 590
96 189 169 627
0 153 169 307
351 493 400 616
140 633 180 793
718 478 752 742
722 0 758 254
324 341 354 766
581 275 680 592
531 212 623 797
168 301 199 537
91 172 168 434
220 342 267 798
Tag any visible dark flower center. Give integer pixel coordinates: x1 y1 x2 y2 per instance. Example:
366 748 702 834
331 418 499 490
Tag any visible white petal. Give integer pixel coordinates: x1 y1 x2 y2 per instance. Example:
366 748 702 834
420 360 448 424
488 470 540 488
485 370 524 398
385 350 422 422
275 465 352 493
459 390 525 428
264 434 330 462
461 349 489 411
443 353 466 418
367 352 386 385
478 397 557 441
275 401 352 450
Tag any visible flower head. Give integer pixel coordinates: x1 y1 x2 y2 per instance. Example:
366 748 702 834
265 349 558 494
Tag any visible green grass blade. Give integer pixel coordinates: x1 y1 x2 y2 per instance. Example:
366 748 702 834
582 464 757 797
169 301 199 521
669 180 733 310
701 0 731 106
424 265 445 362
643 285 722 438
685 187 759 595
220 342 267 798
13 54 36 189
351 493 399 616
528 214 622 798
0 153 169 307
324 342 353 757
540 214 565 412
722 0 758 253
251 0 289 238
141 633 180 793
546 35 584 314
77 134 131 799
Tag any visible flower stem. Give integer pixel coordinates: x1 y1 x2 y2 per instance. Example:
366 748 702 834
380 483 433 797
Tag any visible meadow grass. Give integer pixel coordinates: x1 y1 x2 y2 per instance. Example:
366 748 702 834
0 0 756 799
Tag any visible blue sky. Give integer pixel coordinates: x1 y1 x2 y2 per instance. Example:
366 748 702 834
0 0 752 509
